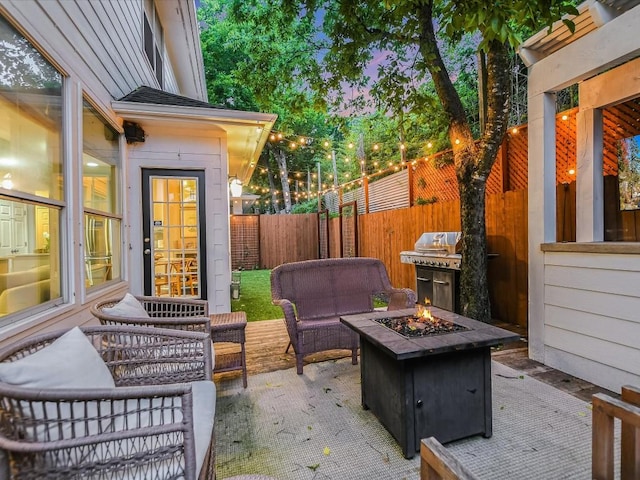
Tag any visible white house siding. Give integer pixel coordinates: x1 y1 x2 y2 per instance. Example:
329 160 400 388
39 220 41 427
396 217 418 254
1 1 201 114
543 252 640 391
126 123 232 313
525 3 640 392
0 1 211 346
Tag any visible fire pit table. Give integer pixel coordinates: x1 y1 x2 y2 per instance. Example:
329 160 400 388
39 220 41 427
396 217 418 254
340 307 520 459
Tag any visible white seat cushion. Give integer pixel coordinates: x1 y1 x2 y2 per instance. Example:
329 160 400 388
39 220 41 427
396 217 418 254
114 380 216 476
101 292 150 318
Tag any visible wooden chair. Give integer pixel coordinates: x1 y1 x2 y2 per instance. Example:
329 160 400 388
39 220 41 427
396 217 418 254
592 385 640 480
420 437 479 480
178 258 198 296
154 260 181 296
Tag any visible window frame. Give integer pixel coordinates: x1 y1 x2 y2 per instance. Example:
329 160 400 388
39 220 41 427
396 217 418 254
0 13 67 325
143 0 164 88
81 97 123 291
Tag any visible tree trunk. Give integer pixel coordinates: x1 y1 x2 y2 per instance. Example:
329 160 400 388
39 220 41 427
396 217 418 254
274 148 292 213
417 3 510 322
266 159 279 214
458 170 490 321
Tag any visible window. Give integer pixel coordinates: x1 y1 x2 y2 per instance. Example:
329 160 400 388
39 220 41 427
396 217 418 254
82 101 121 289
603 97 640 241
143 0 164 88
0 14 64 321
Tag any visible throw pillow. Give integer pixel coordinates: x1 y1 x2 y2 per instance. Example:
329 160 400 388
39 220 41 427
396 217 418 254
0 326 115 389
102 292 149 318
0 327 116 441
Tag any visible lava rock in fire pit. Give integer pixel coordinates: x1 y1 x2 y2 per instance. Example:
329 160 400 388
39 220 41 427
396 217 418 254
375 313 469 338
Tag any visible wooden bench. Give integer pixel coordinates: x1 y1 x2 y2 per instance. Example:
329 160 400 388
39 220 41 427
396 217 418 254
420 437 479 480
592 385 640 480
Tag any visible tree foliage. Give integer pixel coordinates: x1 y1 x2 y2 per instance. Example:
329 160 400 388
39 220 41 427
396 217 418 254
276 0 577 322
200 0 579 322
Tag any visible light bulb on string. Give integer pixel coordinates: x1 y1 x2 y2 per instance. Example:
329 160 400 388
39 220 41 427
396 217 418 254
373 144 379 151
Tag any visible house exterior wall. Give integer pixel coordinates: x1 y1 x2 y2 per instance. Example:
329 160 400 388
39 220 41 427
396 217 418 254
0 1 217 347
126 123 231 313
543 251 640 391
1 1 204 108
527 4 640 392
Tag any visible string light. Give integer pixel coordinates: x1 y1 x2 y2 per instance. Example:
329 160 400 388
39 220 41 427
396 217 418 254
427 142 433 148
455 139 460 145
373 144 379 150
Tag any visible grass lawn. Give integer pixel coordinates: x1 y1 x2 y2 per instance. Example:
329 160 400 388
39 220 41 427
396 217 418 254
230 269 283 322
230 267 390 321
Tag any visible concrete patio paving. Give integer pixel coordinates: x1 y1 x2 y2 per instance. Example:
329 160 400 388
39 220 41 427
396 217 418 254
213 319 620 479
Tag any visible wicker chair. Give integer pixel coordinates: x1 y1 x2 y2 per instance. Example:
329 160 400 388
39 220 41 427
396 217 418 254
0 325 215 480
92 295 210 335
271 257 417 374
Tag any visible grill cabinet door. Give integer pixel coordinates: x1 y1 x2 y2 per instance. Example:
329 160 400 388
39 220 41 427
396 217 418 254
415 266 433 305
432 270 454 311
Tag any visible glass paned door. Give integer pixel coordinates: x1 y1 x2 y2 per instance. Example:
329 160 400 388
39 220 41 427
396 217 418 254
142 170 206 299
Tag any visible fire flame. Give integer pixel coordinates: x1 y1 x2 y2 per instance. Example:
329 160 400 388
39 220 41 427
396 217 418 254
416 302 435 322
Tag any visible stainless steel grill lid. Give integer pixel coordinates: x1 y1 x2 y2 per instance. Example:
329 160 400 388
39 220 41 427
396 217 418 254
414 232 461 254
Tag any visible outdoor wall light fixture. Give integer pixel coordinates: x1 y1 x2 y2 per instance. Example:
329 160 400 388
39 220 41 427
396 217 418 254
229 177 243 198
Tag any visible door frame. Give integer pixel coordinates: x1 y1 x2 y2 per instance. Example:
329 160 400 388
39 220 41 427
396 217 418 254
141 168 207 299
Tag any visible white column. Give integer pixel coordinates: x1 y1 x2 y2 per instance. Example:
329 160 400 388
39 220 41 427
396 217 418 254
527 91 557 362
576 108 604 242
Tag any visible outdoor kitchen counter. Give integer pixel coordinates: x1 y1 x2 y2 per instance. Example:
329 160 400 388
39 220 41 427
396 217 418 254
340 307 521 459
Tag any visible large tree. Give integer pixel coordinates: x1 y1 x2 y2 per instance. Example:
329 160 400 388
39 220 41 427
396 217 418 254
274 0 578 322
199 0 335 213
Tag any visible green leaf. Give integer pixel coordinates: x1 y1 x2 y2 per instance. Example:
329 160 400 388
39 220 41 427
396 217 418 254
307 464 320 471
562 19 576 34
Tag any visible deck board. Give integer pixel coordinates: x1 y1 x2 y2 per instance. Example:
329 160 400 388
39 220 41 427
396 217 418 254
213 319 353 382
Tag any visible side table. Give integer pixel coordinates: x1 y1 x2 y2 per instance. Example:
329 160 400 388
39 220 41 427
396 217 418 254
210 311 247 388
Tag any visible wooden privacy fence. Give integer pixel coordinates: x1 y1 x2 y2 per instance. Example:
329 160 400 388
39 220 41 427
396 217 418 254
230 188 529 326
358 189 528 327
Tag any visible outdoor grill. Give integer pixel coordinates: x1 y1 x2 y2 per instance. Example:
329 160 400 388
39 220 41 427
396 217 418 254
400 231 462 313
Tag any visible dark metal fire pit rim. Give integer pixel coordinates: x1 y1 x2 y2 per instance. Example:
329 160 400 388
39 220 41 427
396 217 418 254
340 307 521 361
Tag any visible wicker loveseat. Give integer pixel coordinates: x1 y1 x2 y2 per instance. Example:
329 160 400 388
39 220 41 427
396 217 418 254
0 325 216 479
92 294 210 335
271 257 417 374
